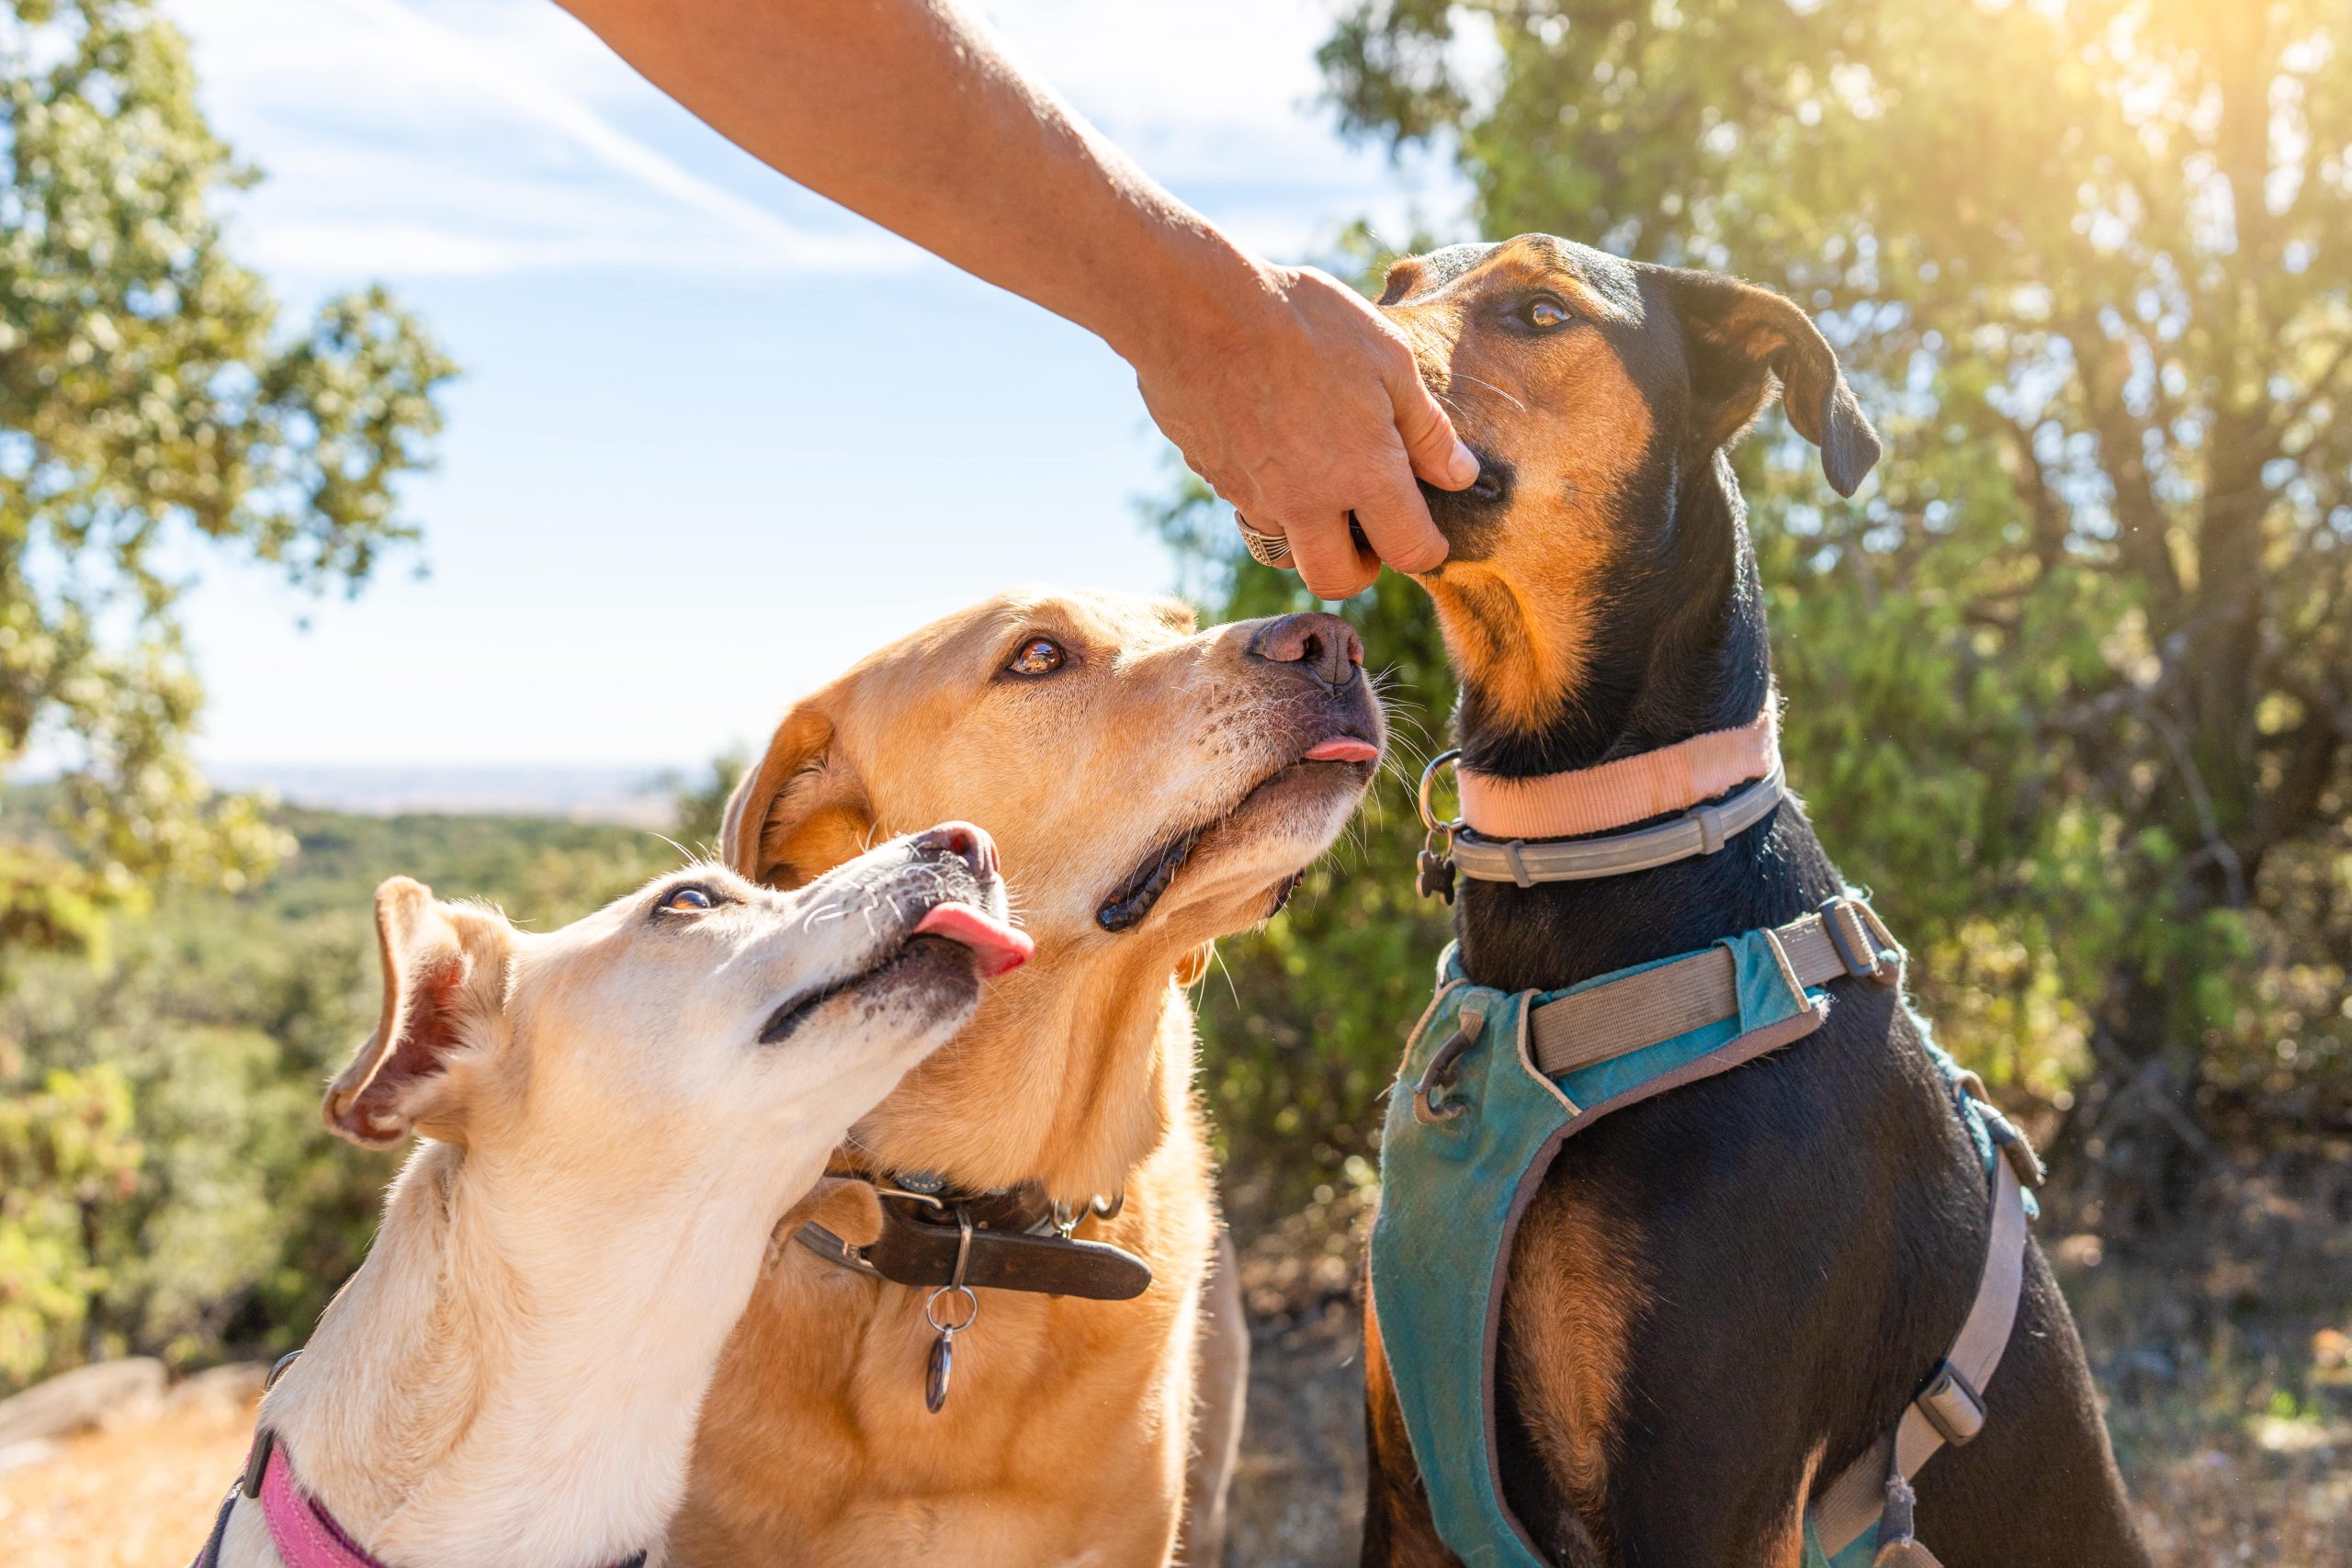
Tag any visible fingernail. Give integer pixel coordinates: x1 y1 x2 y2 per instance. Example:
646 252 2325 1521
1448 440 1480 487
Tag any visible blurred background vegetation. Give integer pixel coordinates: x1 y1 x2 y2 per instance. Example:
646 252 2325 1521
1 2 2348 1555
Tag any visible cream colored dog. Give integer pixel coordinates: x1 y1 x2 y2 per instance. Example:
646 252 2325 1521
673 589 1384 1567
201 827 1029 1568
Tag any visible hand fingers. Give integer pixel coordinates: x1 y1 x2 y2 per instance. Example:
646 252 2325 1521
1282 509 1379 600
1384 350 1481 491
1349 457 1450 577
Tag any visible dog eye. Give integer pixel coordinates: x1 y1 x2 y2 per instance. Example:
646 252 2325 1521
1005 637 1066 676
657 885 717 912
1522 295 1571 330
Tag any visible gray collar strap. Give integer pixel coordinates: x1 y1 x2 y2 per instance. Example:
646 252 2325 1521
1418 761 1787 895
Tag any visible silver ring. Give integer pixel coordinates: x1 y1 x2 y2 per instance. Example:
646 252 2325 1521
1234 512 1294 569
1417 749 1461 834
924 1283 979 1335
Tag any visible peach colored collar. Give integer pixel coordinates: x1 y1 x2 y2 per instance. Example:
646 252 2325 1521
1457 706 1780 842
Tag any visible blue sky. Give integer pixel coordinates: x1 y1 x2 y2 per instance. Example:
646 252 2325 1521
164 0 1473 770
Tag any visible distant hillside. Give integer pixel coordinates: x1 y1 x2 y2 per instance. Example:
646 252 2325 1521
200 763 683 827
0 805 692 1393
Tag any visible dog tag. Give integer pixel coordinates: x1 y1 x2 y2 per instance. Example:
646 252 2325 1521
922 1281 978 1415
1416 848 1456 904
924 1332 955 1414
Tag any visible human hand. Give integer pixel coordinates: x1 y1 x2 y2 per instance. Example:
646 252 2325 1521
1131 260 1479 599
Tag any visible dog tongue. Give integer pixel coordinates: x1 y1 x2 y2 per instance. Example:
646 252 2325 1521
1305 737 1380 763
913 903 1035 977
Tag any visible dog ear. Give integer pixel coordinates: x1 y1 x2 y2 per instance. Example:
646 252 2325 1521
1173 942 1216 987
781 1176 886 1249
324 878 513 1149
1665 270 1881 497
722 699 876 890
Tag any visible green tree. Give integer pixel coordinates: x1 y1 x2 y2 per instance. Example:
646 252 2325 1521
1 0 453 1375
1166 0 2352 1220
1305 0 2351 1212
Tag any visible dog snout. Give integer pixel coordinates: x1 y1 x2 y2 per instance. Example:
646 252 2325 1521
910 820 999 882
1247 613 1363 694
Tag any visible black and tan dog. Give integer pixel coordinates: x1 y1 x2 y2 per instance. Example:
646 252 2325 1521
1360 236 2147 1567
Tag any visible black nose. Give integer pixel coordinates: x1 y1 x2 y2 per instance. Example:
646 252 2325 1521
910 821 998 880
1247 612 1363 693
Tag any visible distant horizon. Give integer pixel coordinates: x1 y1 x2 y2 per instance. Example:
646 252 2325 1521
199 759 706 826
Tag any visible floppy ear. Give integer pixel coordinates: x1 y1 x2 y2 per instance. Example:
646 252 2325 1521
324 878 513 1149
1173 942 1216 988
721 699 876 889
1665 270 1882 497
782 1176 885 1249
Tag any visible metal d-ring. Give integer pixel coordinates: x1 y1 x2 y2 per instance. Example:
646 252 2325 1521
922 1206 979 1332
1411 1005 1487 1124
1418 749 1463 834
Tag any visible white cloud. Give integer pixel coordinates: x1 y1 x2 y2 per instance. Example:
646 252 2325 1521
171 0 916 277
164 0 1463 280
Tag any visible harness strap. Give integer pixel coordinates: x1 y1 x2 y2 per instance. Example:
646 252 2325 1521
1526 897 1897 1077
1810 1119 2036 1561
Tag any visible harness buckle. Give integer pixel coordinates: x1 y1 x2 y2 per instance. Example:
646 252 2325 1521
1412 1007 1487 1124
241 1427 276 1500
1821 897 1899 986
1689 798 1730 855
1916 1359 1986 1447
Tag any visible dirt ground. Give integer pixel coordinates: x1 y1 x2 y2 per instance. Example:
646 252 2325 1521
0 1392 255 1568
6 1154 2346 1568
1219 1286 2352 1567
1218 1151 2352 1568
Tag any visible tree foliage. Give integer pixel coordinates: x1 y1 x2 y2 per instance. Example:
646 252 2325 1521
1178 0 2351 1219
0 0 454 963
0 0 453 1378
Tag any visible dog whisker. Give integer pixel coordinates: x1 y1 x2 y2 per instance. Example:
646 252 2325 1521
1444 370 1527 412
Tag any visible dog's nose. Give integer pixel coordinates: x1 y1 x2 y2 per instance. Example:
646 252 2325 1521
1247 612 1363 693
910 821 998 880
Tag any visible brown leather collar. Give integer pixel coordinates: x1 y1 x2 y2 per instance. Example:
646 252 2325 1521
794 1175 1152 1302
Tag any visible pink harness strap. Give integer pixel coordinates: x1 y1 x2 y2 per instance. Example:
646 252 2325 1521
259 1441 390 1568
1456 707 1779 841
186 1433 642 1568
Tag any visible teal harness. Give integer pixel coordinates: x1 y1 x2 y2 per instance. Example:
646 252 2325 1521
1370 897 2041 1568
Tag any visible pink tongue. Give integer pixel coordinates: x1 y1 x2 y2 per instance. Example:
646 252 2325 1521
1305 737 1380 763
912 903 1035 977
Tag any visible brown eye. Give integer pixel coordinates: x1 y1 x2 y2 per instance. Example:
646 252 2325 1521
1006 637 1066 676
658 885 716 912
1525 296 1570 330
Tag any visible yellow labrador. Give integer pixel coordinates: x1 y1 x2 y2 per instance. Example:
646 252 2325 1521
675 589 1383 1567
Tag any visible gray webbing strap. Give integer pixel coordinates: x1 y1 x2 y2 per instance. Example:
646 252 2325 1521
1810 1137 2034 1558
1451 766 1786 886
1527 897 1899 1077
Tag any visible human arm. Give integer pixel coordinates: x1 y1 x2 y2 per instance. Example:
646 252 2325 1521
553 0 1477 595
